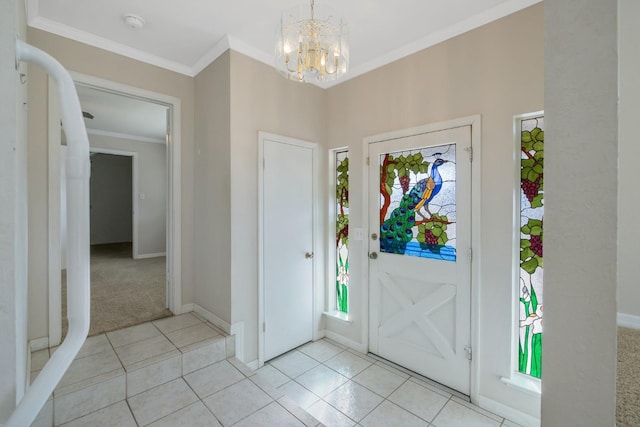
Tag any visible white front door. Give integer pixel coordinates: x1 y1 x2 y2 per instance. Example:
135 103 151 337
368 125 472 394
261 134 315 361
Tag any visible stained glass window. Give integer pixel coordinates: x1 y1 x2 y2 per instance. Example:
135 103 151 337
336 150 349 313
379 144 457 261
518 114 544 379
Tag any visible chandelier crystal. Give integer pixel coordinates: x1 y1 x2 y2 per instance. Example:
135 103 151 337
275 0 349 83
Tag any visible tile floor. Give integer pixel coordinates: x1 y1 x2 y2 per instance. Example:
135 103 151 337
31 314 523 426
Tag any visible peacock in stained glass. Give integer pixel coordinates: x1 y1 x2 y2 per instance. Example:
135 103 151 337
380 158 448 254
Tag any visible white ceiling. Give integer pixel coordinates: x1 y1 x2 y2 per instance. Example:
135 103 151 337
76 84 168 143
28 0 540 88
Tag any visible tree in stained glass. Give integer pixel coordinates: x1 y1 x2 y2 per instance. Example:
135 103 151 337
519 115 544 379
379 144 456 261
336 150 349 313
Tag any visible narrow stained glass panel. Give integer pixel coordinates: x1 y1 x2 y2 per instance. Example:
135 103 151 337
518 115 544 379
335 150 349 313
379 144 456 261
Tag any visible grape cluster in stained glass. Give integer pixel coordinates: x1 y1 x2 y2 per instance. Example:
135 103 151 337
519 116 544 379
336 150 349 313
379 144 456 261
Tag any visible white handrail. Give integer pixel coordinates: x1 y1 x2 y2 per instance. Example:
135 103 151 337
6 39 91 427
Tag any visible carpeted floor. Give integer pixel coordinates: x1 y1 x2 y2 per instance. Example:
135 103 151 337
618 327 640 427
62 242 172 337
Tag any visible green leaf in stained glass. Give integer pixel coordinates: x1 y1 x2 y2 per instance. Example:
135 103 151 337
521 258 539 274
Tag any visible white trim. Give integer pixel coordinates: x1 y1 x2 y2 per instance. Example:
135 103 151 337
257 132 320 367
180 303 194 314
191 35 231 76
29 337 50 352
245 360 260 371
501 373 541 396
48 73 183 344
362 115 482 402
327 147 349 315
28 16 194 76
323 311 353 324
230 321 245 363
227 35 273 70
618 312 640 330
325 330 367 353
88 147 139 259
193 303 231 333
477 395 541 427
86 128 165 145
134 252 166 259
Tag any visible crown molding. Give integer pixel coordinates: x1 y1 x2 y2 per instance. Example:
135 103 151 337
190 35 232 76
28 15 194 76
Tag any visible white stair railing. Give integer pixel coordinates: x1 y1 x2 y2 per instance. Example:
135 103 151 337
6 39 91 427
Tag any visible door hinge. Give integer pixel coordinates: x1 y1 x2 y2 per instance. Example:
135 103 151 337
464 345 472 361
468 247 473 262
465 146 473 162
366 156 370 166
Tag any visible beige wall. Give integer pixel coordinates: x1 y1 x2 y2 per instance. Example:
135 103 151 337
193 51 232 323
26 28 195 339
229 51 327 363
325 4 543 420
0 0 28 419
617 0 640 323
543 0 618 425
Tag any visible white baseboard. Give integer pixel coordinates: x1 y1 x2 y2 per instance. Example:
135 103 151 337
134 252 166 260
180 303 194 315
325 330 367 353
192 304 231 333
245 359 259 370
29 337 50 352
230 321 245 363
477 396 540 427
618 312 640 330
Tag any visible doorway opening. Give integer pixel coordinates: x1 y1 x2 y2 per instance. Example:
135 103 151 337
48 73 183 343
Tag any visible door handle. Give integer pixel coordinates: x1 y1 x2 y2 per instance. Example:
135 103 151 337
305 252 314 259
369 252 378 259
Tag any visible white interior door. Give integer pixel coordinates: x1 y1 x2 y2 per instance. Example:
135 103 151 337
368 126 472 394
262 135 314 361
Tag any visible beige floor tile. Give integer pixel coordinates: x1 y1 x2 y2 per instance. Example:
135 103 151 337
107 322 161 348
54 374 125 425
182 337 226 374
127 352 182 397
352 364 406 398
324 351 373 379
148 401 221 427
234 401 305 427
203 379 273 426
388 380 449 422
153 313 202 334
307 400 355 427
277 395 324 427
128 378 199 426
165 323 221 348
270 350 319 379
184 360 245 399
502 419 524 427
324 381 384 421
57 348 122 390
278 380 320 409
360 400 429 427
451 397 504 422
432 400 502 427
299 340 344 362
114 334 176 367
76 334 112 359
31 398 53 427
60 401 136 427
253 364 291 389
296 365 349 397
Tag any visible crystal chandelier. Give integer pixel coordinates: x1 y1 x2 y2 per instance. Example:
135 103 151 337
275 0 349 83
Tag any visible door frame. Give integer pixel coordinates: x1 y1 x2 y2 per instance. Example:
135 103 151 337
257 132 320 367
87 148 139 257
362 115 482 402
47 72 182 346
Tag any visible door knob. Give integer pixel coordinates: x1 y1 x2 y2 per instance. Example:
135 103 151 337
305 252 314 259
369 252 378 259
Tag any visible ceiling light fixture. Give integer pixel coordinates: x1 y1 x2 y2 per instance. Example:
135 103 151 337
275 0 349 83
123 14 145 30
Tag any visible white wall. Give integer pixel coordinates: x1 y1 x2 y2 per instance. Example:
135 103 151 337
89 153 133 245
0 0 28 420
617 0 640 328
542 0 618 425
